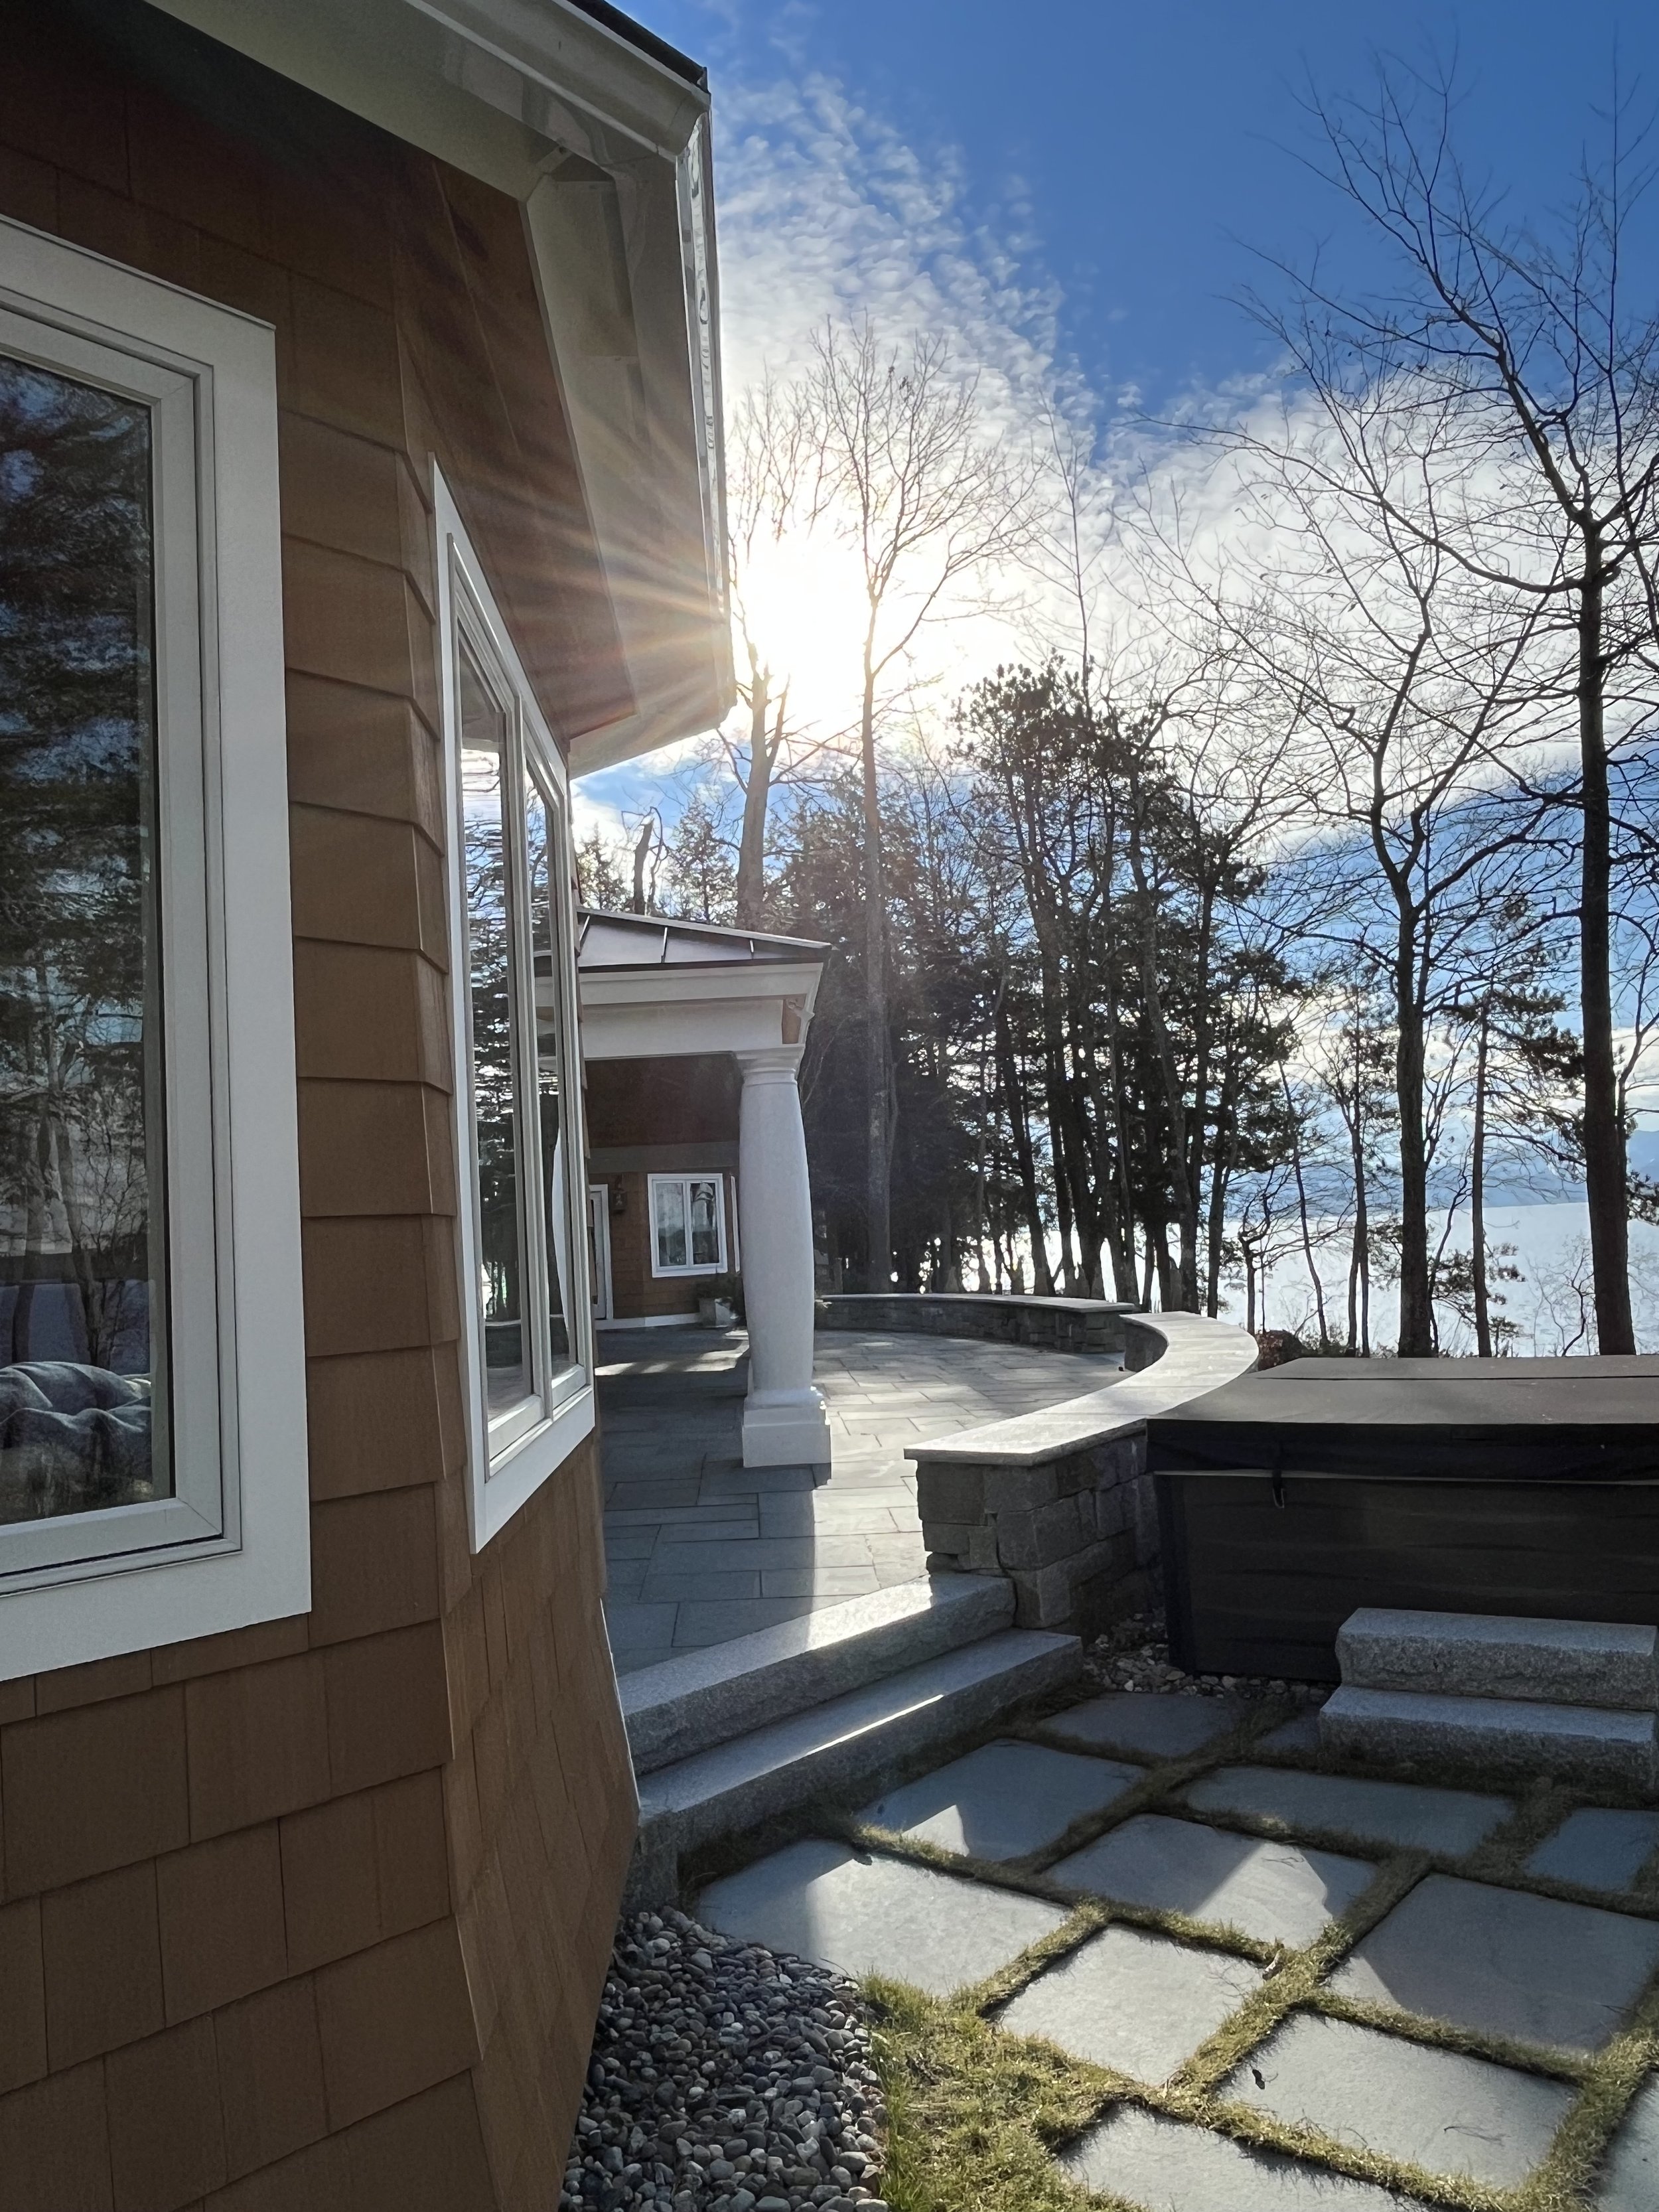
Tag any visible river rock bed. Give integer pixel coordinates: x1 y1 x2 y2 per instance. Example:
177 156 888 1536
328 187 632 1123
561 1908 889 2212
1085 1607 1328 1705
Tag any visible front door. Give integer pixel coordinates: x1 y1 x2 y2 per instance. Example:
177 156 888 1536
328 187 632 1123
587 1185 613 1323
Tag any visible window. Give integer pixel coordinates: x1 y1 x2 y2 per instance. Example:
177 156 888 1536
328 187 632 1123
435 475 592 1550
649 1175 727 1277
0 218 306 1676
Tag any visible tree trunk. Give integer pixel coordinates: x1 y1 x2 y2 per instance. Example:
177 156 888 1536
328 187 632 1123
734 657 773 927
995 997 1054 1294
1129 811 1198 1310
1471 1003 1492 1359
1577 535 1634 1352
1285 1073 1331 1348
629 818 654 914
859 640 891 1290
1394 913 1433 1357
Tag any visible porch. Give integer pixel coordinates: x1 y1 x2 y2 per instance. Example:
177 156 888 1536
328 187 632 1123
599 1325 1125 1672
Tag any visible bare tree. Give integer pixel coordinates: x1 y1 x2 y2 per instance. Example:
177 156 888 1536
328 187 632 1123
723 377 832 927
1262 61 1659 1351
800 319 1037 1286
1203 352 1545 1353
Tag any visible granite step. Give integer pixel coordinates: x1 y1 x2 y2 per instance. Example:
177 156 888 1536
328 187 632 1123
1320 1684 1658 1792
1336 1608 1659 1712
627 1625 1083 1904
621 1574 1015 1775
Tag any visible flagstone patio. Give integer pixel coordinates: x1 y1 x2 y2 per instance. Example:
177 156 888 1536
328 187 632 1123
597 1325 1123 1672
690 1681 1659 2211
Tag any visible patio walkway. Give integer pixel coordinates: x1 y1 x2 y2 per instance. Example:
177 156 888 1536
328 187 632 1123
695 1685 1659 2210
598 1325 1122 1674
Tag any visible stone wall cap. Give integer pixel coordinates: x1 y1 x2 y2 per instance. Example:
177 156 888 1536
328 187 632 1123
908 1313 1258 1469
824 1292 1141 1315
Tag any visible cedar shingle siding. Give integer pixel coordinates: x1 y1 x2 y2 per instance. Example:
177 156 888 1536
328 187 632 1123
0 3 636 2201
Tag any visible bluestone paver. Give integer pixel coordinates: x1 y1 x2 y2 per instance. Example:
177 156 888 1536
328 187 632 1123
1330 1872 1659 2053
1597 2076 1659 2211
1042 1691 1240 1762
859 1741 1139 1861
999 1924 1263 2081
695 1837 1066 1997
1065 2105 1431 2211
1527 1808 1659 1893
1184 1766 1510 1856
601 1326 1115 1659
1259 1711 1324 1756
1224 2013 1577 2189
1053 1814 1373 1946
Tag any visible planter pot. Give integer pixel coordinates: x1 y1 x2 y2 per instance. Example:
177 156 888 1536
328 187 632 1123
698 1297 736 1329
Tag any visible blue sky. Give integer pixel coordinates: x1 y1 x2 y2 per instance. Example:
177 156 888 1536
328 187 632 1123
579 0 1659 840
652 0 1659 407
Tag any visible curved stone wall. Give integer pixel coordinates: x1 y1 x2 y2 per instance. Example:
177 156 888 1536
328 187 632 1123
818 1291 1140 1357
910 1310 1260 1640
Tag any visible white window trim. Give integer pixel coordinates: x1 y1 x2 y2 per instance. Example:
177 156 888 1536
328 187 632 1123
433 471 595 1553
648 1173 728 1278
0 217 307 1680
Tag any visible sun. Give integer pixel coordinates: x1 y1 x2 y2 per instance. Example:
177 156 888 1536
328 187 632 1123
734 526 873 739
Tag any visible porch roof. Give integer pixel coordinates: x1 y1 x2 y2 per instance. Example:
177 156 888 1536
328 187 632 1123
575 910 828 1059
577 909 830 973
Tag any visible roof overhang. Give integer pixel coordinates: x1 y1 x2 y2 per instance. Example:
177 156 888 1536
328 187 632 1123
572 909 828 1061
145 0 735 772
579 958 826 1060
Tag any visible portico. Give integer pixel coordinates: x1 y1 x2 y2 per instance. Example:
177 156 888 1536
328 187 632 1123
575 910 834 1466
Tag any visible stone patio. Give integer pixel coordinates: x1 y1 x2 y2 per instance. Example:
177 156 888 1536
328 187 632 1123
598 1326 1121 1672
689 1680 1659 2210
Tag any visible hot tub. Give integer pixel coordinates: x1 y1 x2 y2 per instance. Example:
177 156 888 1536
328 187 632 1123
1148 1355 1659 1681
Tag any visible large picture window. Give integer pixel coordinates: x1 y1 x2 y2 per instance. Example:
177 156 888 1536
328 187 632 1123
0 218 306 1673
649 1175 727 1277
436 477 591 1548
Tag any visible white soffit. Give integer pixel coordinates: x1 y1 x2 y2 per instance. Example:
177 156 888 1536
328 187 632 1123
144 0 734 771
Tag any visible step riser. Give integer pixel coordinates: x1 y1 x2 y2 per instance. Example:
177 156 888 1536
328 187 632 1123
627 1629 1081 1905
1336 1608 1659 1712
624 1575 1015 1775
1321 1684 1658 1793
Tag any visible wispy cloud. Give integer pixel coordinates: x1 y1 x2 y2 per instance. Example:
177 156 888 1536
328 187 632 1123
714 71 1067 415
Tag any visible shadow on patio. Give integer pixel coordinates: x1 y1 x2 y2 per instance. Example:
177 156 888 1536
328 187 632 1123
598 1325 1124 1673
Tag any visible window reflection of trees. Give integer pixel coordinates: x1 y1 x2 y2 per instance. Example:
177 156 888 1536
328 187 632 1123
459 655 528 1414
0 352 164 1519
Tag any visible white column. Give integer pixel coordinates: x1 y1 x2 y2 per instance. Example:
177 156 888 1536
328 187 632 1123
737 1045 831 1467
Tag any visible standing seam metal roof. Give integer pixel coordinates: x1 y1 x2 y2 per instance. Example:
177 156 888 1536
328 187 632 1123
575 908 831 971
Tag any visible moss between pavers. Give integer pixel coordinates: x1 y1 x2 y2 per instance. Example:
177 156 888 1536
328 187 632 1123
693 1689 1659 2212
866 1892 1659 2212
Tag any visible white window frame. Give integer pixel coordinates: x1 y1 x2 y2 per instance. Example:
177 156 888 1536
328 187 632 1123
648 1173 729 1278
433 471 594 1552
0 216 307 1680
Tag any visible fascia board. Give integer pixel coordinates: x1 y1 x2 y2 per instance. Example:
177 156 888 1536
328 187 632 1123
404 0 709 159
143 0 703 171
578 960 824 1009
581 997 794 1059
143 0 734 759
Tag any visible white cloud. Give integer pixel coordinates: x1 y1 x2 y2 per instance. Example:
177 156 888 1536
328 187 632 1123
714 72 1064 410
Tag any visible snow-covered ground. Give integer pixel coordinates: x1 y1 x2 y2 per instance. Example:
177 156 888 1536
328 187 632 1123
1238 1199 1659 1356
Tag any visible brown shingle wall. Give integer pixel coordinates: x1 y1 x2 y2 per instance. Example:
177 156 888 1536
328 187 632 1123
601 1172 743 1320
0 5 634 2205
586 1054 743 1148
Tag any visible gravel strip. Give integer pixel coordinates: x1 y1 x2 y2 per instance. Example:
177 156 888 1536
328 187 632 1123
1085 1607 1329 1705
562 1907 890 2212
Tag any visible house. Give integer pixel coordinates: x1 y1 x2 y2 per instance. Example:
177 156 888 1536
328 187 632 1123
0 0 729 2203
577 908 833 1465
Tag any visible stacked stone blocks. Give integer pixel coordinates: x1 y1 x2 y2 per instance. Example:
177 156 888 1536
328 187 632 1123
919 1432 1159 1638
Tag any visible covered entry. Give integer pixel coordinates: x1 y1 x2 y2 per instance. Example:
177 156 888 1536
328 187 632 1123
576 911 833 1467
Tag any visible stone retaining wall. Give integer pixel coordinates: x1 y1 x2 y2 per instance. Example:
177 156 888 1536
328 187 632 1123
818 1291 1141 1356
910 1313 1260 1641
